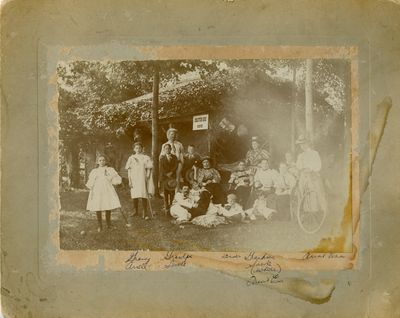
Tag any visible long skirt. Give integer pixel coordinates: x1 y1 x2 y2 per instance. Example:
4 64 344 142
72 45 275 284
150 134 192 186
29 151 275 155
205 183 226 205
234 186 251 209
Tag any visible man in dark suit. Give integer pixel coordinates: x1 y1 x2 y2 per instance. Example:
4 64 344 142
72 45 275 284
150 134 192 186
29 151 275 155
159 143 179 213
182 144 201 184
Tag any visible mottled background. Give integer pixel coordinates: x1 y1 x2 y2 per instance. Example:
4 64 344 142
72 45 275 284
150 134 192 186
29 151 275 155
1 0 399 317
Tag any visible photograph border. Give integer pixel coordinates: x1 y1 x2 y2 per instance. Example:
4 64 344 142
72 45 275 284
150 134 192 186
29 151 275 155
40 44 360 272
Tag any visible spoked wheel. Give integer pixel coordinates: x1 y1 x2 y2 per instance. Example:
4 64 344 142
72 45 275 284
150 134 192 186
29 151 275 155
297 190 326 234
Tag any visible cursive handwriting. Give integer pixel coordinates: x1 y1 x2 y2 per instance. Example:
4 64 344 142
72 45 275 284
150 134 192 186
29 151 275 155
246 259 282 276
221 253 241 259
244 252 282 286
246 273 283 286
328 253 346 259
163 251 193 269
303 252 326 260
303 252 346 260
244 252 275 261
125 251 151 270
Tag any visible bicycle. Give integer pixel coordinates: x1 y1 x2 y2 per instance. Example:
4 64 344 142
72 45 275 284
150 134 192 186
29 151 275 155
294 172 327 234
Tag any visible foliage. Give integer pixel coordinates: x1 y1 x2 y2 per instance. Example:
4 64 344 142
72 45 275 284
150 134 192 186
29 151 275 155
57 59 349 140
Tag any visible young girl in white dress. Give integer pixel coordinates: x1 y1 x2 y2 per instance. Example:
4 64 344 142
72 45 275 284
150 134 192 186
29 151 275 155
125 142 154 219
86 156 122 232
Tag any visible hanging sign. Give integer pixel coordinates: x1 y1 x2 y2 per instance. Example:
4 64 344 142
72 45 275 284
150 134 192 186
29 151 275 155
193 114 209 130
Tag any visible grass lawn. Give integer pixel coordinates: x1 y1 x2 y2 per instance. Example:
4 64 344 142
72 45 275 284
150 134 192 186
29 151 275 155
60 188 339 252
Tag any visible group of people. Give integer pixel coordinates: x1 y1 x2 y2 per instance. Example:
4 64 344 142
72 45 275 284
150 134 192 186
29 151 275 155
85 127 325 231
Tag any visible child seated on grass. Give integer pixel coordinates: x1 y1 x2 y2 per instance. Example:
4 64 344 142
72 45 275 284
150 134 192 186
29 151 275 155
218 193 249 223
245 190 276 221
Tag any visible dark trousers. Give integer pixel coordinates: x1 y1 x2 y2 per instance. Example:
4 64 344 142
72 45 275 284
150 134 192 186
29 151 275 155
133 198 148 217
205 183 226 205
189 190 212 218
163 189 175 211
235 186 251 209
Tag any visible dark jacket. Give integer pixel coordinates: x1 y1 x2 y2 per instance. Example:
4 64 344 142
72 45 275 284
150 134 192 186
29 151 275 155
183 152 201 171
159 154 179 181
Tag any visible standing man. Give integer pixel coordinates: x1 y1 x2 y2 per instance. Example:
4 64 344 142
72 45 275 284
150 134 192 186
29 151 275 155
159 143 179 214
182 144 201 184
160 127 184 189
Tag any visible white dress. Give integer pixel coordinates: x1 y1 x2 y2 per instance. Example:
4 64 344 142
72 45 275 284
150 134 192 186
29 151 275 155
125 154 154 199
86 167 121 212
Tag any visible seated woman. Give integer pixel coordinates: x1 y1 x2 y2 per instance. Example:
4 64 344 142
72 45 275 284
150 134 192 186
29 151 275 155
245 136 271 174
189 181 212 218
228 161 253 209
253 158 280 211
196 156 226 205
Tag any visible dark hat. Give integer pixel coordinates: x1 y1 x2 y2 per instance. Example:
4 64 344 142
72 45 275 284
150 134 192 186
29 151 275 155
163 178 178 191
295 135 309 144
200 155 211 163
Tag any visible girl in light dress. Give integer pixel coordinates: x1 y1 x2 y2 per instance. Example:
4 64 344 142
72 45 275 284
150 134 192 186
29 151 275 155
125 142 154 219
86 156 122 232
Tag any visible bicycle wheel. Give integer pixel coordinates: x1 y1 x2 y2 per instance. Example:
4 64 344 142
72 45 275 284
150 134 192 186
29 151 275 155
297 190 326 234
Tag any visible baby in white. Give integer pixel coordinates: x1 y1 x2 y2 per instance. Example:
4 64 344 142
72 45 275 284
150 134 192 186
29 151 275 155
218 194 248 222
245 192 276 220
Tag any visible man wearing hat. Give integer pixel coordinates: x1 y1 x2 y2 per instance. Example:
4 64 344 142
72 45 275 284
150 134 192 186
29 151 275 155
295 135 327 212
160 127 184 189
159 143 179 213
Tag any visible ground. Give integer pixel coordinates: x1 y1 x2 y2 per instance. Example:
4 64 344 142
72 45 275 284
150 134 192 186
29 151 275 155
60 187 344 252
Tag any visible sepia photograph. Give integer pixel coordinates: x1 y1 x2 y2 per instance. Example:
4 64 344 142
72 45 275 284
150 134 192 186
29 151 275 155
3 0 400 317
57 58 352 252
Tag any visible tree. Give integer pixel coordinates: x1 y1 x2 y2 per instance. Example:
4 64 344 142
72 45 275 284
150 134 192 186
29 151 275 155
291 62 297 153
57 60 214 188
57 59 349 188
305 59 314 142
151 63 160 196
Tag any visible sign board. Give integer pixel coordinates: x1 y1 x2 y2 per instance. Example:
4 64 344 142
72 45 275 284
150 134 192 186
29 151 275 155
193 114 209 130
